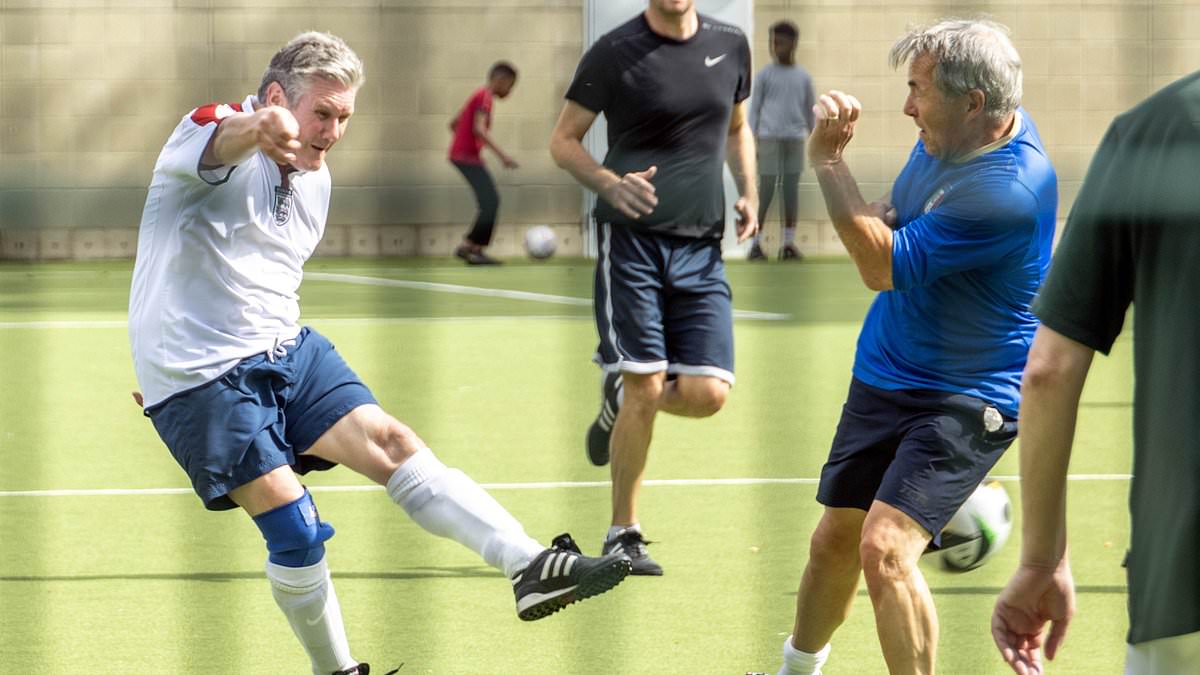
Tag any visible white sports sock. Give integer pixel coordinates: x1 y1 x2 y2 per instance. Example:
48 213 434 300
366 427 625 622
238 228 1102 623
266 558 356 675
606 523 639 542
783 227 797 246
387 448 544 578
779 637 830 675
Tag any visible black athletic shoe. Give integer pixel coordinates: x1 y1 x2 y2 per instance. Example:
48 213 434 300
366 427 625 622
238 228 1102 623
512 533 632 621
333 664 402 675
602 528 663 576
585 370 623 466
455 245 502 265
747 242 767 261
779 243 804 261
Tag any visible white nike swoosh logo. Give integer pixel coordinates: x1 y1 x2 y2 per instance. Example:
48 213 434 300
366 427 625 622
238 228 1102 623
705 54 727 67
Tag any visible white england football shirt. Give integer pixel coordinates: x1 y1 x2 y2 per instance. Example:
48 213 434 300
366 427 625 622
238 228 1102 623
129 95 330 408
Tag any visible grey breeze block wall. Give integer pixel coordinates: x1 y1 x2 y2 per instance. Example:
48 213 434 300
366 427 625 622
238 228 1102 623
0 0 1197 260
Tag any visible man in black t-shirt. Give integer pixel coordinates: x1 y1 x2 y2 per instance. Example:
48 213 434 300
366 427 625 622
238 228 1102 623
992 71 1200 674
549 0 757 576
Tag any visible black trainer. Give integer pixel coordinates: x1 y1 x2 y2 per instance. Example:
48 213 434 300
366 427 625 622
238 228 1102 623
585 370 623 466
455 245 502 266
779 243 804 262
512 533 632 621
333 664 402 675
747 242 768 261
602 528 663 576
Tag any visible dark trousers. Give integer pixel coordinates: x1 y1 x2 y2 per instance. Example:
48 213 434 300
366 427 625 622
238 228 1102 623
757 173 801 226
452 161 500 246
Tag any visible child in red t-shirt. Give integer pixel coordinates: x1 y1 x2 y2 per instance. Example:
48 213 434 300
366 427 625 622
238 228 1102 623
448 61 519 265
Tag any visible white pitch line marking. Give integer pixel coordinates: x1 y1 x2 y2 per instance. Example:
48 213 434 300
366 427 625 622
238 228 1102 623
0 316 592 330
305 272 791 321
0 474 1132 498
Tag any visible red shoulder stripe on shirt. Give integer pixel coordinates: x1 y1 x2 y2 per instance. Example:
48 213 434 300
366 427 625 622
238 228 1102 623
190 102 244 126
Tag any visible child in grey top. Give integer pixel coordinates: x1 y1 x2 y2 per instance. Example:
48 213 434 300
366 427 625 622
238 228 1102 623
749 21 815 261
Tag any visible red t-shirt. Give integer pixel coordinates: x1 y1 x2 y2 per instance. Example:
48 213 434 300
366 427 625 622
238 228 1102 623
449 86 492 165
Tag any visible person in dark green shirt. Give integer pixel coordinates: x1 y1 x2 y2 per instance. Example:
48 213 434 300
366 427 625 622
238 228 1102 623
991 71 1200 674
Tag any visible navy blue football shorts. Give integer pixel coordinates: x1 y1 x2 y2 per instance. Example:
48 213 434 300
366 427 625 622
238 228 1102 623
148 327 377 511
817 377 1017 540
593 222 734 384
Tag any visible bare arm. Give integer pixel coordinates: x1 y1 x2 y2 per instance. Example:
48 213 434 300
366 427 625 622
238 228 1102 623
473 109 518 169
1016 325 1095 566
549 100 657 220
809 91 895 291
726 100 759 242
991 325 1092 674
749 77 763 137
203 105 301 168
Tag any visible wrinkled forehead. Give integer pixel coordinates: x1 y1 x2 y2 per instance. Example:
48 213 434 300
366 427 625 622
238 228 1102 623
907 53 938 86
299 77 357 115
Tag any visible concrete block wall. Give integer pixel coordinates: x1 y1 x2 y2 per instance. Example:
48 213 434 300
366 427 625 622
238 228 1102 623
754 0 1196 250
0 1 1196 259
0 0 586 259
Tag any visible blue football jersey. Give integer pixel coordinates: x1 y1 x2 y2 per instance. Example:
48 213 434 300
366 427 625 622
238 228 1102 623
853 108 1058 416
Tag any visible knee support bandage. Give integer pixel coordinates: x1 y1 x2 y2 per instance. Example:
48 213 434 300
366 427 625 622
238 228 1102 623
252 489 335 567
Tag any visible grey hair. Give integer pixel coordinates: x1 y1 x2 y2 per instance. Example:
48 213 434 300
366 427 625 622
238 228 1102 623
257 31 365 103
889 19 1022 122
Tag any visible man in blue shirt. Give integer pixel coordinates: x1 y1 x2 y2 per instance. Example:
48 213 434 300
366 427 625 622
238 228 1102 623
756 19 1056 675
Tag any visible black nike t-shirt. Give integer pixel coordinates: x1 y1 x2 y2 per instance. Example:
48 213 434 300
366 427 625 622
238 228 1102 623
565 13 752 239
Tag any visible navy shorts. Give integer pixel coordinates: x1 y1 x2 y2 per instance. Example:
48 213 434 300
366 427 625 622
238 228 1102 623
594 222 734 384
817 378 1017 540
148 327 377 511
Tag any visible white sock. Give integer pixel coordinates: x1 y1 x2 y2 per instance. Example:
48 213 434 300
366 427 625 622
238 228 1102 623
387 448 544 578
266 558 356 675
606 523 639 542
779 637 830 675
783 227 797 246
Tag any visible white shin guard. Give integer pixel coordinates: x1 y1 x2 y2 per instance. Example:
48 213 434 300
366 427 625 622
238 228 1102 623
387 448 544 578
266 558 356 675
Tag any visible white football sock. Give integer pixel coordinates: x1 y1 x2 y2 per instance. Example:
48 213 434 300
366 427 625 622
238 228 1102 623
783 227 797 246
266 558 356 675
779 637 830 675
387 448 544 578
606 523 640 542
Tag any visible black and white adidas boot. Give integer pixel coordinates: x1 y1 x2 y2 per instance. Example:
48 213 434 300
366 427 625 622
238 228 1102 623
585 370 624 466
512 533 632 621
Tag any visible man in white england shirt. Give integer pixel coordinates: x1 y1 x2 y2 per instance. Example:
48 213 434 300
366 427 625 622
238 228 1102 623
129 32 630 675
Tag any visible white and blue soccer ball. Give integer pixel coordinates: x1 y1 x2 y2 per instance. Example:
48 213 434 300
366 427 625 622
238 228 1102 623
524 225 557 260
938 480 1013 572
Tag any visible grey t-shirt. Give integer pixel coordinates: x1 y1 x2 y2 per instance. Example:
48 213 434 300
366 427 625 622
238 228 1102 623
750 63 815 140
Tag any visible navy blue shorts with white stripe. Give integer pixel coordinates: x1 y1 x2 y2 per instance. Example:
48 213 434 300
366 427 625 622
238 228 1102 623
148 327 377 511
593 222 734 384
